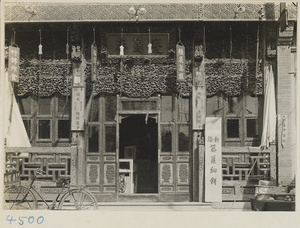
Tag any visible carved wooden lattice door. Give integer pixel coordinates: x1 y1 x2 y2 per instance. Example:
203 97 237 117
159 95 191 201
86 95 118 200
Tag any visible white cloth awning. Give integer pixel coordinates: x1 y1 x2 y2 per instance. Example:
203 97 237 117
261 65 277 148
4 71 31 148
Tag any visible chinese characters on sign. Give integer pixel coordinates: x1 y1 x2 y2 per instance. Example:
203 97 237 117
91 44 97 82
8 46 20 83
205 117 222 202
281 115 287 148
176 44 185 81
71 87 85 131
192 66 206 130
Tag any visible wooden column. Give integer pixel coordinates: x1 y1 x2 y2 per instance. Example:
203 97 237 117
192 27 206 202
71 56 87 185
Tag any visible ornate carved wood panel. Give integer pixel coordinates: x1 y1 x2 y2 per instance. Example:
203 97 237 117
5 147 77 184
221 146 275 201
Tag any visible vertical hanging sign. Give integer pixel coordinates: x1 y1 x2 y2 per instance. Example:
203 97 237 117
8 46 20 83
176 44 185 81
71 87 85 131
205 117 222 202
281 115 287 148
192 57 206 130
91 44 97 82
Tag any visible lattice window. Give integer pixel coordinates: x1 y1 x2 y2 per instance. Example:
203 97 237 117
222 152 270 181
206 92 262 146
6 148 76 182
17 93 71 146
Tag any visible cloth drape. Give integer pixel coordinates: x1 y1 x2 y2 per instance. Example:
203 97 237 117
4 71 31 147
260 65 277 148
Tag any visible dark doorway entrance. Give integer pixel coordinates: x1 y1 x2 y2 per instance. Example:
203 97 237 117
119 115 158 193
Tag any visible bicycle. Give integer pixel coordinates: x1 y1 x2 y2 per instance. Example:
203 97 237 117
4 168 98 210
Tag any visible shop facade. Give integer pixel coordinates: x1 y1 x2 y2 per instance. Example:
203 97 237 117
3 2 297 203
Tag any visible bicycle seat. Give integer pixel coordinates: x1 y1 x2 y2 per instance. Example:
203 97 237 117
56 177 70 187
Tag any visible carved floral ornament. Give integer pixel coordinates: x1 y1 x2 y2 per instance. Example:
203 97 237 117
16 58 263 98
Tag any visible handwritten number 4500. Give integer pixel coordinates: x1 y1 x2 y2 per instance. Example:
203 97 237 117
6 215 44 225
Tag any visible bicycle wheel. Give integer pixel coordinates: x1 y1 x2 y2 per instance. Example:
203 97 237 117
58 189 98 210
4 186 38 210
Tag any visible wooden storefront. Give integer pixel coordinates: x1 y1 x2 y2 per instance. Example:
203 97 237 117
4 3 297 204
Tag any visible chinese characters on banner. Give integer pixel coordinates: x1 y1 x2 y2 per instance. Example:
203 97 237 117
91 44 97 82
176 44 185 81
205 117 222 202
71 87 85 131
8 46 20 83
192 65 206 130
281 115 287 148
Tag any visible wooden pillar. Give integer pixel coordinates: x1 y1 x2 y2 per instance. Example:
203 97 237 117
70 53 87 185
192 26 206 202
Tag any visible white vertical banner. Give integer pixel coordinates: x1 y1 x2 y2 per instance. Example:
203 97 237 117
205 117 222 202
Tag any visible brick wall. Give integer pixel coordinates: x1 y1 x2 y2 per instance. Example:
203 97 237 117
276 45 297 185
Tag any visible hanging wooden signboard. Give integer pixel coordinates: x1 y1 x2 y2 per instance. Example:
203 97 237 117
192 62 206 130
8 46 20 83
176 44 186 81
71 87 85 131
91 44 97 82
205 117 222 202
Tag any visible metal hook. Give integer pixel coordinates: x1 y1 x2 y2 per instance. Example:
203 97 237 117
13 29 16 45
39 29 42 44
93 27 96 45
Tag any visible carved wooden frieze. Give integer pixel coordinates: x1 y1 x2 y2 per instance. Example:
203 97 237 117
104 186 116 193
160 186 173 192
104 164 116 184
160 163 173 185
177 163 189 185
16 58 263 98
87 156 100 162
87 164 100 184
177 186 189 192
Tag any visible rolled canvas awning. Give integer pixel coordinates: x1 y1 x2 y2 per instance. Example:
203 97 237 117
260 65 276 148
4 71 31 148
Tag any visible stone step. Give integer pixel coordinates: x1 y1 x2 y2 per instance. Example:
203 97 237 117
117 194 159 202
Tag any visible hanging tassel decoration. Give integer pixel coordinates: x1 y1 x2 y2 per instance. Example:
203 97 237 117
148 28 152 54
120 28 124 56
91 28 98 81
229 27 232 66
38 44 42 55
120 59 124 73
120 44 124 56
148 43 152 54
66 28 69 56
38 29 42 55
255 25 260 79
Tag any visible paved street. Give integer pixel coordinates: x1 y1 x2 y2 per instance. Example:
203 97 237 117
28 201 251 211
